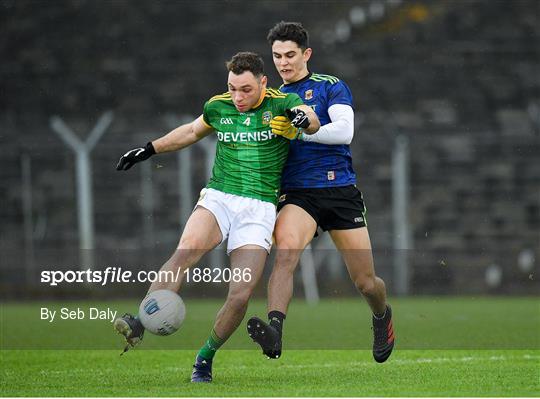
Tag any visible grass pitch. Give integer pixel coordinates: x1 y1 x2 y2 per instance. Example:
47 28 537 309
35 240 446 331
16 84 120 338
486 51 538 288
1 297 539 396
1 349 538 396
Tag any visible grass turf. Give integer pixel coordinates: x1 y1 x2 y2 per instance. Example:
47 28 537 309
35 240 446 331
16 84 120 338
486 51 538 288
1 349 538 396
1 297 539 396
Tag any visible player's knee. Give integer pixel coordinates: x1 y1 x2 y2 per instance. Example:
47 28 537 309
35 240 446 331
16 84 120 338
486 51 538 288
274 234 303 271
178 235 202 250
176 237 204 262
355 275 377 297
274 227 305 250
274 248 302 274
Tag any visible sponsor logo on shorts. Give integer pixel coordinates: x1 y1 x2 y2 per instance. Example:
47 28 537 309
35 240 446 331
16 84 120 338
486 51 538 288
354 216 364 223
327 171 335 181
278 194 287 202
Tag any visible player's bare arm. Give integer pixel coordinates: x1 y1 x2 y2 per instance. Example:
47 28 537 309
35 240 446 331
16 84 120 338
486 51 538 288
152 116 213 153
116 116 213 171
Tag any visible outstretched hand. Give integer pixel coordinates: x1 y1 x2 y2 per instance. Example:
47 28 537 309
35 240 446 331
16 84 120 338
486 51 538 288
116 142 155 171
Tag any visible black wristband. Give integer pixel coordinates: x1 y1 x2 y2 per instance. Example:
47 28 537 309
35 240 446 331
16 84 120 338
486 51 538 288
145 142 156 155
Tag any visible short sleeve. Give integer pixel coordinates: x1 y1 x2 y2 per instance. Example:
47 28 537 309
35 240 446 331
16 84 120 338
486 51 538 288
327 80 354 108
202 101 212 127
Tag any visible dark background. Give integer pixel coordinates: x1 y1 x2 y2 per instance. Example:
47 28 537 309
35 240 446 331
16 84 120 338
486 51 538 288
1 0 539 298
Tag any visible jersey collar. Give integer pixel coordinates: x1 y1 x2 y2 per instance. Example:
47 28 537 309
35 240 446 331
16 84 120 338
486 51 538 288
251 88 266 110
282 72 312 87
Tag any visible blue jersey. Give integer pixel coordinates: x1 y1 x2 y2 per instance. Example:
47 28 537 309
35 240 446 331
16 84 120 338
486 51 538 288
279 72 357 189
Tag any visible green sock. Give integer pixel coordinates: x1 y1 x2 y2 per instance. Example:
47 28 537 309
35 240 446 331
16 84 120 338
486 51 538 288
197 329 225 361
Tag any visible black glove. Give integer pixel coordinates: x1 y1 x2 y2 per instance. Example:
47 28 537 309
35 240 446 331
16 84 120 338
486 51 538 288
116 142 156 171
286 108 310 129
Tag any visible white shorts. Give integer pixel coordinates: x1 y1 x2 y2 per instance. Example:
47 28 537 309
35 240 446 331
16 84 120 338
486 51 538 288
196 188 276 254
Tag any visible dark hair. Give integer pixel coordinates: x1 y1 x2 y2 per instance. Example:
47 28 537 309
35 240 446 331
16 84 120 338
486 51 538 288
267 21 309 49
226 52 264 77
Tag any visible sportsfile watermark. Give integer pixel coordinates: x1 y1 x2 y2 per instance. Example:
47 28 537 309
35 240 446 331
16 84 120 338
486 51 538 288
40 267 252 286
1 248 538 350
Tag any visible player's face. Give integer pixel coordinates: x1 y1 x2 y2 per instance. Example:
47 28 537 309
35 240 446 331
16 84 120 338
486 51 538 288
272 40 312 84
228 71 267 112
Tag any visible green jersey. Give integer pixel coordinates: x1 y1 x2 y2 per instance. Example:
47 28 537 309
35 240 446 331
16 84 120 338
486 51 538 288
202 88 303 205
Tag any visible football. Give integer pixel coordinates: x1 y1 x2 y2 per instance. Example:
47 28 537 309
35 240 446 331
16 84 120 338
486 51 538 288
138 289 186 335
